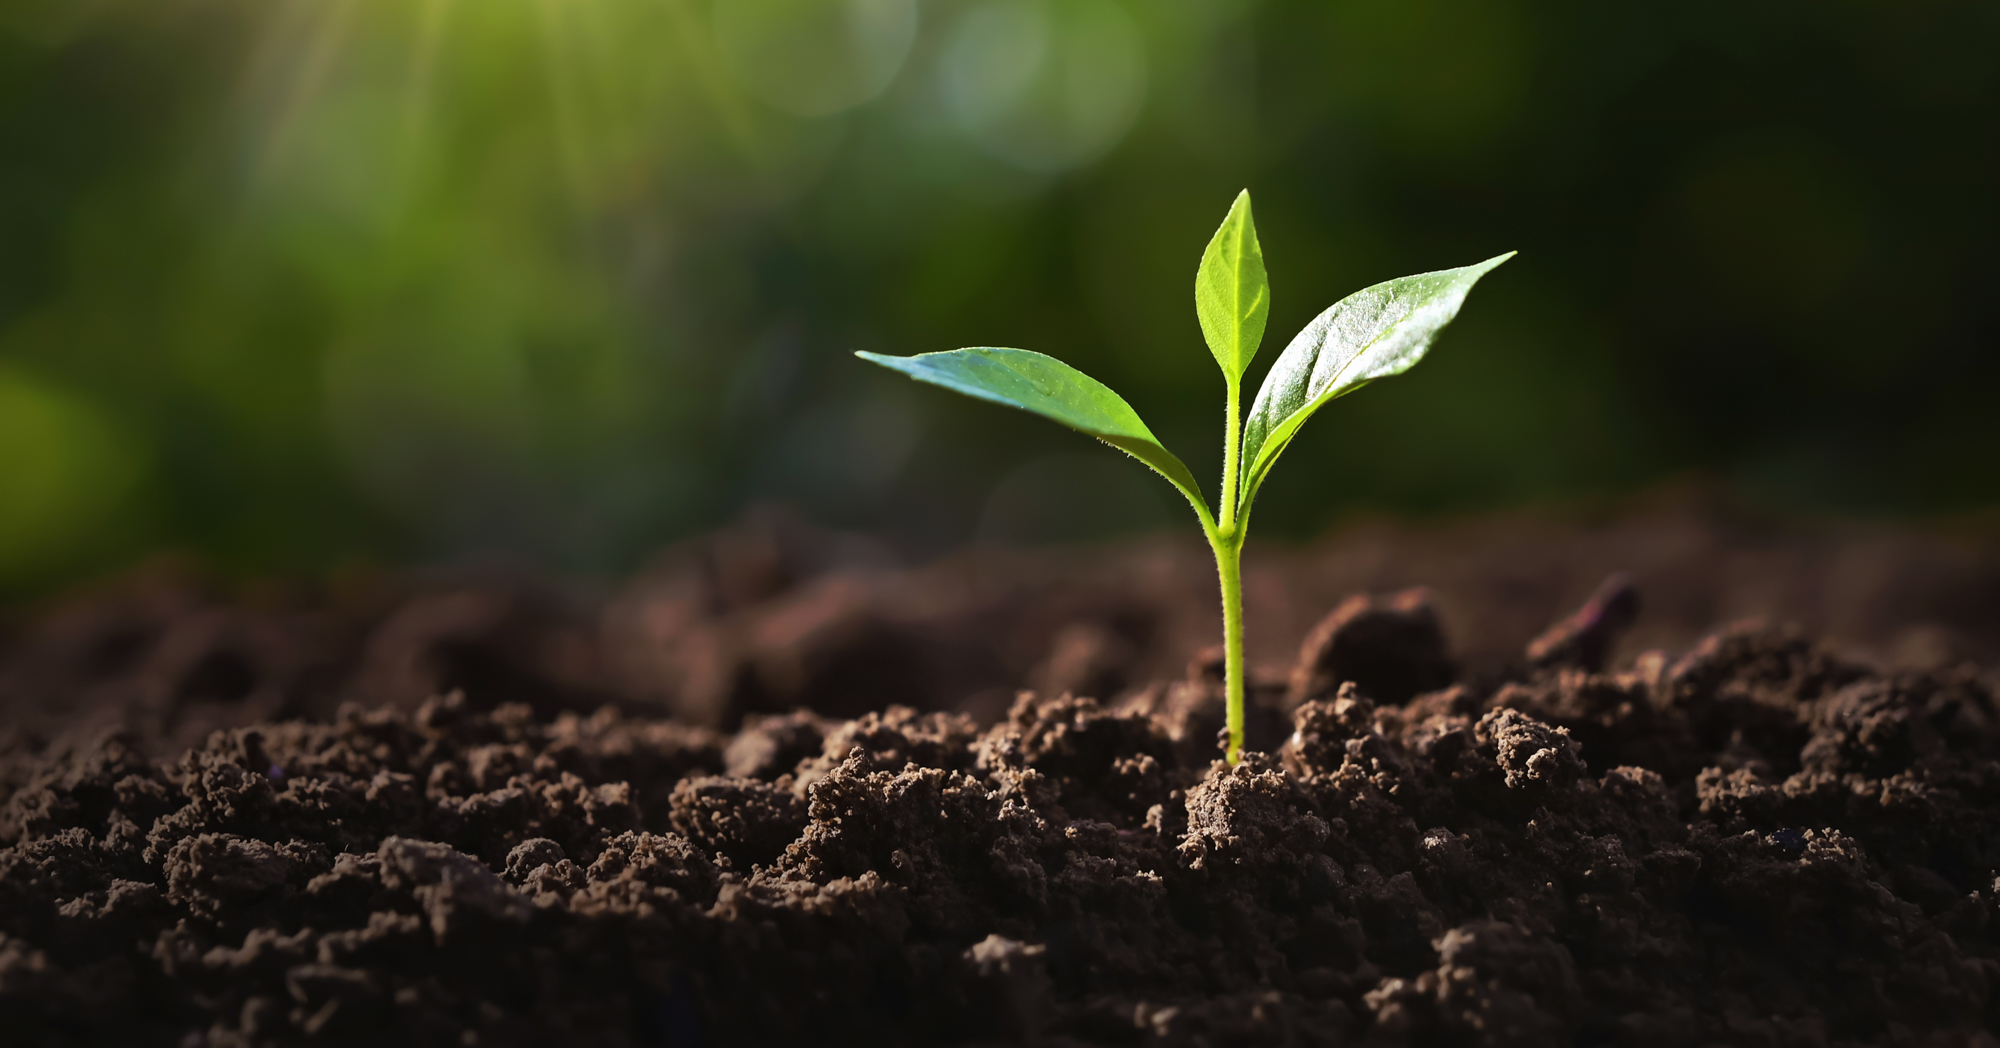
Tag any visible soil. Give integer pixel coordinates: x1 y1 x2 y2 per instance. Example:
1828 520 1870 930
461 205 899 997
4 493 2000 1047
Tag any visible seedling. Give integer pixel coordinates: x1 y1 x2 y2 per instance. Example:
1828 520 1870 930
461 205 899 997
860 191 1510 763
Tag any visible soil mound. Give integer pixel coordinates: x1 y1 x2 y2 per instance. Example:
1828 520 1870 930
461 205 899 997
6 557 2000 1045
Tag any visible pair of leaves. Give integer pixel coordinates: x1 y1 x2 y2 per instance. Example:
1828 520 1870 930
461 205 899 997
857 190 1511 531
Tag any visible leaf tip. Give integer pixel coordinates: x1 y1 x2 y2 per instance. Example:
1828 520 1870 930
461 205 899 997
1229 190 1257 230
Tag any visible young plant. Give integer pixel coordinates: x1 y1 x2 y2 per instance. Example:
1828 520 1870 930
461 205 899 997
859 191 1510 764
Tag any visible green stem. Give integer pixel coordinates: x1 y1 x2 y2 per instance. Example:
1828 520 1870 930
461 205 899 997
1212 371 1247 765
1219 378 1242 531
1211 532 1246 764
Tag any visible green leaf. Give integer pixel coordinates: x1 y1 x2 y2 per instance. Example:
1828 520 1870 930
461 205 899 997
1236 252 1514 515
1194 190 1270 382
856 347 1211 521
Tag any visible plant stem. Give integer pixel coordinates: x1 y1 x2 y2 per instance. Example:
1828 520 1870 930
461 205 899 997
1213 373 1247 765
1212 532 1247 764
1219 378 1242 531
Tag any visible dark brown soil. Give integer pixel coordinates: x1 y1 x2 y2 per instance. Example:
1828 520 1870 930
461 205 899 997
5 496 2000 1047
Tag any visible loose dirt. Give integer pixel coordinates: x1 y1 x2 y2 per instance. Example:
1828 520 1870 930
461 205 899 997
4 497 2000 1046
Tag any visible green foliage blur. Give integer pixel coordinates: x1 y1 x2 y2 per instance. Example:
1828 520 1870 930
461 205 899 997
2 0 1996 592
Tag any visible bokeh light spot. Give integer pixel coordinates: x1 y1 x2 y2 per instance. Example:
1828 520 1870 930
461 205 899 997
940 0 1147 172
0 366 144 582
713 0 918 117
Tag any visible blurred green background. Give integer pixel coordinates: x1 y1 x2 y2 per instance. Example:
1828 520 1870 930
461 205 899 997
1 0 1996 594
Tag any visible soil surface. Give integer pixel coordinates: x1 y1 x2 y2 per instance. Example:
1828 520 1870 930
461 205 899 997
5 494 2000 1046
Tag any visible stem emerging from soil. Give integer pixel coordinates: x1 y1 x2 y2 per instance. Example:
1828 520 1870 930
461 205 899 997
1212 374 1248 765
1211 531 1247 763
